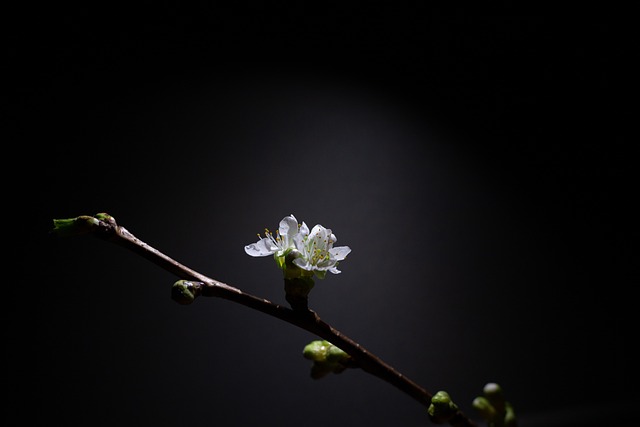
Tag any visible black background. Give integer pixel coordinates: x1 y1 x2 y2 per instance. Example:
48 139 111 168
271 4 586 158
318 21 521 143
7 6 637 427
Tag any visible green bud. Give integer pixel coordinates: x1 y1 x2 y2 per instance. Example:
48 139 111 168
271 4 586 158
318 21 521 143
171 280 203 305
483 382 506 413
472 396 496 421
303 340 351 379
473 383 517 427
303 340 330 362
483 382 503 399
428 391 458 424
94 212 115 223
51 213 117 237
51 216 100 237
326 345 349 364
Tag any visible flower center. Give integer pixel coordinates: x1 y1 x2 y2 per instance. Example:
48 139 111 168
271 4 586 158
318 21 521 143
302 233 332 265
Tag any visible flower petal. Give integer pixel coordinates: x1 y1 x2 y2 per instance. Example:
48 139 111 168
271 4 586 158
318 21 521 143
329 246 351 261
279 215 299 238
314 259 333 270
309 224 324 239
299 221 309 236
244 238 277 257
293 258 312 270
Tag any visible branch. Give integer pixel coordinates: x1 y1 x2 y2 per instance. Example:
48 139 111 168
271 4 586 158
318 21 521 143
51 213 478 427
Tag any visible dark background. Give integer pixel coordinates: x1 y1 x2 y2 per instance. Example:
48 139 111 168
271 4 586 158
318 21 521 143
7 6 637 427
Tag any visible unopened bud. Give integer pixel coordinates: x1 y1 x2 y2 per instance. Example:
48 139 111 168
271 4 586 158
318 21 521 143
326 345 349 364
472 396 496 421
171 280 203 305
302 340 351 379
303 340 330 362
483 382 506 413
428 390 458 423
51 216 100 236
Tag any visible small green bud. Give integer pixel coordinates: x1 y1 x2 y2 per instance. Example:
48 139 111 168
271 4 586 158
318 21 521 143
51 213 117 237
483 382 506 413
94 212 115 224
483 382 503 399
428 390 458 424
472 396 496 421
302 340 351 379
302 340 330 362
171 280 203 305
473 383 517 427
51 216 100 236
326 345 349 364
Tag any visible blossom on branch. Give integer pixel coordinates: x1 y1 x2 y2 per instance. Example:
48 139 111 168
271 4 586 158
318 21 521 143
244 214 351 280
292 223 351 279
244 214 300 258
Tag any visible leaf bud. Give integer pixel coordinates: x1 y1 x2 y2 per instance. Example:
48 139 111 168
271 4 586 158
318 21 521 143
171 280 203 305
428 390 458 424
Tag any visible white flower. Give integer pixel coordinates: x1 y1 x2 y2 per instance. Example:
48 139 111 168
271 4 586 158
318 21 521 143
245 214 351 280
245 214 301 258
292 222 351 278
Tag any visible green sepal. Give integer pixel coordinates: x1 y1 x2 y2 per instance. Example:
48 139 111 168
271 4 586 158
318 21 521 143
274 252 287 271
314 269 327 280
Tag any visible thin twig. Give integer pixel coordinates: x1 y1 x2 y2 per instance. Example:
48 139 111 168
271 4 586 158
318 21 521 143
56 214 478 427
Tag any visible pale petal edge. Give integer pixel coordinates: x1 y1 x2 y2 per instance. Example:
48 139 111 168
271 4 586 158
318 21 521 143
245 238 276 257
292 258 312 270
330 246 351 261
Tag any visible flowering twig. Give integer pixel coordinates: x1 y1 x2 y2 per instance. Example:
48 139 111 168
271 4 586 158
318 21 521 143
51 213 478 427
